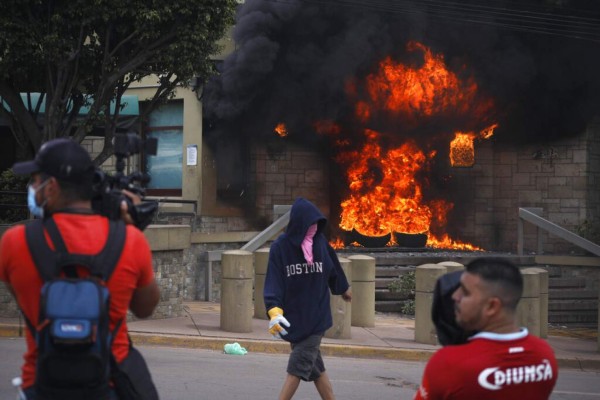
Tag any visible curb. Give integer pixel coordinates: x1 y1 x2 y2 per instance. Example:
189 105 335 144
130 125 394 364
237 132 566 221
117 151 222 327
0 323 434 362
2 324 600 370
129 332 436 362
557 358 600 371
0 324 22 338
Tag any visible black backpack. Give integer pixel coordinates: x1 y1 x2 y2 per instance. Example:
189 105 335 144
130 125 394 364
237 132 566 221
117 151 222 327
24 217 126 400
431 270 477 346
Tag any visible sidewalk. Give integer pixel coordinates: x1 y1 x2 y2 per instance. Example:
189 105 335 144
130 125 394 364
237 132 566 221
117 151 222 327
1 301 599 370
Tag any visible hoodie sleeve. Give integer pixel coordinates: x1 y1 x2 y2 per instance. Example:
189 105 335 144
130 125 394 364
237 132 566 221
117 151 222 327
263 243 286 312
326 244 350 295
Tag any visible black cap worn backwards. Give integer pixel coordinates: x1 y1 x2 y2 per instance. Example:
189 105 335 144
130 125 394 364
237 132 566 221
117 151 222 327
12 138 95 184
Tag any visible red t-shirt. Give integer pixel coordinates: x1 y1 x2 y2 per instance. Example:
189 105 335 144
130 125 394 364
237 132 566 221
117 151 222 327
414 329 558 400
0 213 155 389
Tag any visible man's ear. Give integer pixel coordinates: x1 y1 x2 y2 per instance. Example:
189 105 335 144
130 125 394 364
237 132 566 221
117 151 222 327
44 177 58 194
484 296 503 317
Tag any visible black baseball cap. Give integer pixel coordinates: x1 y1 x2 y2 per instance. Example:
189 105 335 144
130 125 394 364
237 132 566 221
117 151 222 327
12 138 95 183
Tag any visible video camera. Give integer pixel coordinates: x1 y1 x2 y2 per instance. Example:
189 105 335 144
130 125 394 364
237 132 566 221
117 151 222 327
92 133 159 230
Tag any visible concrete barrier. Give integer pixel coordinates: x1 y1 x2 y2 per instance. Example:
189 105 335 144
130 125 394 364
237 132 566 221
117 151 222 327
326 257 352 339
517 268 542 337
415 263 547 344
220 250 253 333
523 267 548 338
414 263 459 345
437 261 465 273
348 255 375 328
253 248 270 320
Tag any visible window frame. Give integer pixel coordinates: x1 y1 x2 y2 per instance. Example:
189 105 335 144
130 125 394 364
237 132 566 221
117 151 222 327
142 112 184 197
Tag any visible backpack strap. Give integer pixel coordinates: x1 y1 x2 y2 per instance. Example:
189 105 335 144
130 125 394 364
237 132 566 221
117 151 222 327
94 219 127 282
25 219 58 282
43 218 78 277
25 217 127 282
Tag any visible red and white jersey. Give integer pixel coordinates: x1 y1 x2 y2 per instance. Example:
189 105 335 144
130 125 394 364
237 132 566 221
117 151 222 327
414 329 558 400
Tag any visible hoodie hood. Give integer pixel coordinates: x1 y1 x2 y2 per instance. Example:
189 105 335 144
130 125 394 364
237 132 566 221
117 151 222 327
285 198 327 247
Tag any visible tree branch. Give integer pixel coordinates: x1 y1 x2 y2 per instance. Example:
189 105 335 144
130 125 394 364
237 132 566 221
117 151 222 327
0 82 42 149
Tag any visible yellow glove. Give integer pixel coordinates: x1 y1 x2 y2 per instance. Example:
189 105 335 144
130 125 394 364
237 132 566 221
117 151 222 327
268 307 290 339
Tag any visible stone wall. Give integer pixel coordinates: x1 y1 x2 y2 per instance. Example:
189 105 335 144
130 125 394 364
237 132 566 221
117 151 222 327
587 118 600 225
196 215 253 234
143 225 191 318
81 136 118 173
448 125 600 254
151 249 188 318
0 281 19 318
493 130 598 254
0 224 191 320
184 243 245 301
251 142 331 224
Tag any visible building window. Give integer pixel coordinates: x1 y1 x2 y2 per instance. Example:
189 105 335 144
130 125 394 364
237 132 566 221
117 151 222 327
144 101 183 196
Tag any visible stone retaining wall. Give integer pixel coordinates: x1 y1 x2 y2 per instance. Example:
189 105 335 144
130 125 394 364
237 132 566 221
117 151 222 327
0 224 191 320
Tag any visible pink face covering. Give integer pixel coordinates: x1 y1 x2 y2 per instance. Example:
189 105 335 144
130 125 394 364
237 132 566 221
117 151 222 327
301 223 318 264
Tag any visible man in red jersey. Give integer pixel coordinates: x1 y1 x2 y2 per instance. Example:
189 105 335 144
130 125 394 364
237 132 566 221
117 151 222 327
414 257 557 400
0 138 160 399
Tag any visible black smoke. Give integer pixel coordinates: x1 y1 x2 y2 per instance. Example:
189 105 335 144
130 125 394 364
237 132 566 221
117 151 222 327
204 0 600 150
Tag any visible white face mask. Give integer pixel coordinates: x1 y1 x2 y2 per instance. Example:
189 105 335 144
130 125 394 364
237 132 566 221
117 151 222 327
27 180 49 218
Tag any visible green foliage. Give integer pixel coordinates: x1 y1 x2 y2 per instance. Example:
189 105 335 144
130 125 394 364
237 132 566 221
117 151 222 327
0 0 238 158
0 169 29 224
387 271 415 297
401 300 415 316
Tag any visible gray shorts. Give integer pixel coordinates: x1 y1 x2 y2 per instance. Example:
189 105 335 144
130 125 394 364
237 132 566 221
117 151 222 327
287 333 326 382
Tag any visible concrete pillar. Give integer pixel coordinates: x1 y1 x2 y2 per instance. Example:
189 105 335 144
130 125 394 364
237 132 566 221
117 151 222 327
415 264 448 345
348 255 376 328
437 261 465 273
220 250 254 333
517 268 541 337
525 267 548 338
326 257 352 339
253 248 270 320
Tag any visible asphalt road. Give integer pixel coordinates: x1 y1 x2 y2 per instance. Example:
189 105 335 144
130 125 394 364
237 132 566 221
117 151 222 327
1 337 599 399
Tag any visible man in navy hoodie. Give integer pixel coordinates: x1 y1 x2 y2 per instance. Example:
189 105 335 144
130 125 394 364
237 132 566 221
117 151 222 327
264 197 352 400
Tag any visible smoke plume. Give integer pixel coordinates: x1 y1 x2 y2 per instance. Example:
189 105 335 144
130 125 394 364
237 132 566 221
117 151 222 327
204 0 600 149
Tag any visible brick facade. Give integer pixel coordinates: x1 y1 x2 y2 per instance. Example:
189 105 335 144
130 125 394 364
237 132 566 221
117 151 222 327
241 124 600 255
460 126 600 253
250 142 331 224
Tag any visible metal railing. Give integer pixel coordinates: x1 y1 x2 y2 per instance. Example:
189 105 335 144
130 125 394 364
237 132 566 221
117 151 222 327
204 205 291 301
240 205 291 252
146 197 198 230
518 207 600 256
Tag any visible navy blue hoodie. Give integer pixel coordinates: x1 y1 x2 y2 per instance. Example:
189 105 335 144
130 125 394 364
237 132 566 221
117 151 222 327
263 197 350 343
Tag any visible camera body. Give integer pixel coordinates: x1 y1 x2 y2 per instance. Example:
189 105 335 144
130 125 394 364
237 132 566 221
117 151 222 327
92 133 159 230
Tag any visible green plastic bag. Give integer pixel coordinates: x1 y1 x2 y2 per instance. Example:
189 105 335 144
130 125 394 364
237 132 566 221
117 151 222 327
223 342 248 355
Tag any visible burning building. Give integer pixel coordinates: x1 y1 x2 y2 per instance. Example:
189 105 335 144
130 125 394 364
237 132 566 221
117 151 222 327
202 0 600 253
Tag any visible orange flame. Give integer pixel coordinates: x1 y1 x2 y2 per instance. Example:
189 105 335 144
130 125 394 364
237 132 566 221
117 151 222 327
450 123 497 167
330 237 345 249
336 131 439 236
450 132 476 167
318 41 498 250
359 41 485 123
480 123 498 139
274 123 288 137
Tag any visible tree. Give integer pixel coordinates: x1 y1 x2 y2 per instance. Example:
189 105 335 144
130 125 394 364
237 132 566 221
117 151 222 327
0 0 237 164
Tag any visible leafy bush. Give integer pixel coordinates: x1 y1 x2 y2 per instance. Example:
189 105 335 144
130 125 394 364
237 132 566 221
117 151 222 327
401 300 415 315
387 271 415 297
0 169 28 224
387 271 416 316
